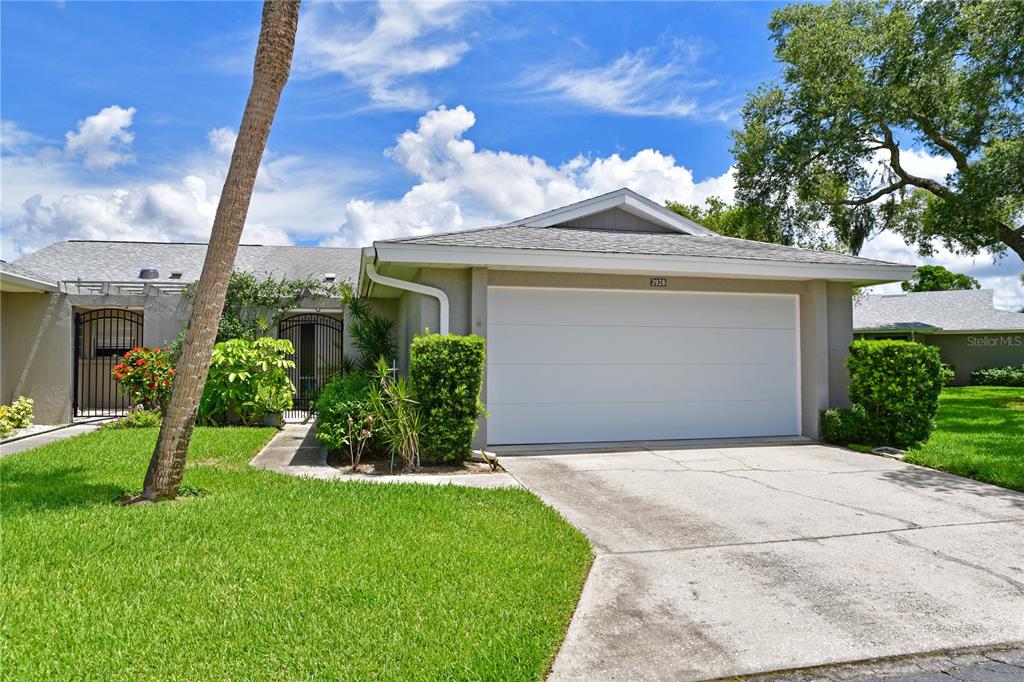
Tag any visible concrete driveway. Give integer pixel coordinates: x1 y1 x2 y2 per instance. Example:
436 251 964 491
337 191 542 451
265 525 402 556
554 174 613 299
499 443 1024 681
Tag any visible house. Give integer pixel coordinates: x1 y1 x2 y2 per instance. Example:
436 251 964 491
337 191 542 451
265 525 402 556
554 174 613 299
854 289 1024 385
1 188 913 444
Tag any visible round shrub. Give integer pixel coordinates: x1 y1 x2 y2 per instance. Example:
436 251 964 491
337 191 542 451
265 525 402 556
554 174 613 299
409 334 485 463
846 339 944 448
820 404 868 446
314 373 374 454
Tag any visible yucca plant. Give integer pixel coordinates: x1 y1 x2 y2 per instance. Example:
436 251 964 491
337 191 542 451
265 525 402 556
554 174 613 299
368 358 421 472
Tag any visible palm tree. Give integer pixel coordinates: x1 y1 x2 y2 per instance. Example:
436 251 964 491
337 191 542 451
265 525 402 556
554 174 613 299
141 0 301 501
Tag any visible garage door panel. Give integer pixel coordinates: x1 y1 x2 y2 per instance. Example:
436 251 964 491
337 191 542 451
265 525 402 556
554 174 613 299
489 287 796 328
486 287 799 445
489 324 797 366
488 363 797 404
487 399 800 444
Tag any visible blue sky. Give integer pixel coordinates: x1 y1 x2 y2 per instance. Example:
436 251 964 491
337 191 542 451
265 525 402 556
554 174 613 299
2 1 1021 308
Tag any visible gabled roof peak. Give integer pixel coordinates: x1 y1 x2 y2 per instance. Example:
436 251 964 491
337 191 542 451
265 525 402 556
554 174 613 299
509 188 715 236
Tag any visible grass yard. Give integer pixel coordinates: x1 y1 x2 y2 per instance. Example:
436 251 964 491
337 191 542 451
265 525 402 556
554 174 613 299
905 386 1024 492
1 428 592 680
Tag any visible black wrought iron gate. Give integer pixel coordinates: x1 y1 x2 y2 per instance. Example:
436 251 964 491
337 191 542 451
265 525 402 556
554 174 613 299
74 308 144 417
277 313 344 420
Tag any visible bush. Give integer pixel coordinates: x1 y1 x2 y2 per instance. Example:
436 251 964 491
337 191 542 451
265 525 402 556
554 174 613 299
0 396 34 438
111 347 175 411
101 408 162 430
941 362 956 386
409 334 486 463
820 404 868 446
199 337 295 426
314 373 375 455
847 339 944 448
970 365 1024 387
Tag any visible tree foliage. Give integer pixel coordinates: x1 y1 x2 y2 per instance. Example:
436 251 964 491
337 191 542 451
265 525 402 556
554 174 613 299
732 0 1024 262
666 197 837 248
900 265 980 292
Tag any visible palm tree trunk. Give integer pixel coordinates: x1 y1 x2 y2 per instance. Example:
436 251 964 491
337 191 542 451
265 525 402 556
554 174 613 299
141 0 301 501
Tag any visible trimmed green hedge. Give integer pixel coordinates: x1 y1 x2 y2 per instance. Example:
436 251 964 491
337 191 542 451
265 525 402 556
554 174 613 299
970 364 1024 387
846 339 944 448
410 334 486 463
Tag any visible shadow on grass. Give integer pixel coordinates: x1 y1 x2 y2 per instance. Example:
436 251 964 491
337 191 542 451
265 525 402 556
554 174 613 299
878 465 1024 509
1 465 127 514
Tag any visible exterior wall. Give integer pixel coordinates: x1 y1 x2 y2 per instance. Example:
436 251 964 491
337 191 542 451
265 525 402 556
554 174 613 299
143 294 191 347
1 292 74 423
924 333 1023 385
826 282 854 407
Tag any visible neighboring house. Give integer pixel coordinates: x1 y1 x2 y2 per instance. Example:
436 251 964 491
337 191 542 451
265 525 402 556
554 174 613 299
854 289 1024 385
2 188 913 445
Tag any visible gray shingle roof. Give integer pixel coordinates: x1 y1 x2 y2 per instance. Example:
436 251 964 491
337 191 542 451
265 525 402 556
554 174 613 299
0 259 55 284
854 290 1024 332
384 225 904 267
11 241 362 286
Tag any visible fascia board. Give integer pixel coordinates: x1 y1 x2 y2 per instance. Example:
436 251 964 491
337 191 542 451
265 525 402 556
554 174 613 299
373 242 916 284
0 271 59 292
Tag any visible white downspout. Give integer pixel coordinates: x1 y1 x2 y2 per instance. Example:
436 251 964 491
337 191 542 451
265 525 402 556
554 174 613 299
365 260 450 335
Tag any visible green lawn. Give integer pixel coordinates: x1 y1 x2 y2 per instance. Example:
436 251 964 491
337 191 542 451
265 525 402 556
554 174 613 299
1 428 592 680
905 386 1024 492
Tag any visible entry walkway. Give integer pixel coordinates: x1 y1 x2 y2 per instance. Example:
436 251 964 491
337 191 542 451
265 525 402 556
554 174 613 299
250 423 520 489
0 422 102 458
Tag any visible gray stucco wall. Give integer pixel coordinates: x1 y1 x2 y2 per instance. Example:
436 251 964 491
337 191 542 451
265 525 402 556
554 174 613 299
1 292 74 424
919 333 1022 385
826 282 854 407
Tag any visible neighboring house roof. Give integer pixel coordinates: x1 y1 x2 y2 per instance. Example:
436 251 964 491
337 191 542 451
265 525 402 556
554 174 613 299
854 289 1024 333
384 224 902 268
0 260 58 293
11 241 362 286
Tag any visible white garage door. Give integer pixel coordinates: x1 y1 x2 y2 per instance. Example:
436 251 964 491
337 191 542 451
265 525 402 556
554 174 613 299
486 287 800 445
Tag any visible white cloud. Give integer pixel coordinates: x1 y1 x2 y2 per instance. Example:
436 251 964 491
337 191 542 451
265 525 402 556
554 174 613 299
297 1 473 110
529 41 719 118
1 120 43 153
64 105 137 169
2 112 364 260
327 104 735 246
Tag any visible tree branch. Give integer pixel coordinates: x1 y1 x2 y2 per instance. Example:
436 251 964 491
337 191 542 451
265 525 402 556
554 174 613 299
878 124 953 199
910 113 969 172
842 180 907 206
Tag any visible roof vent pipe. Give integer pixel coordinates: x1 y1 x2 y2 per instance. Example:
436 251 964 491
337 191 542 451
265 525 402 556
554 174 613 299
138 268 159 280
365 260 449 335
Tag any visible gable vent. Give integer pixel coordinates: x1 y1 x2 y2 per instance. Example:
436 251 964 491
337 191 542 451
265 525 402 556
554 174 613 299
138 267 159 280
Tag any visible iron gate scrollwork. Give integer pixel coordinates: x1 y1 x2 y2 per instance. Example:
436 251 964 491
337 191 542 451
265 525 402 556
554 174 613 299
277 313 344 420
74 308 144 417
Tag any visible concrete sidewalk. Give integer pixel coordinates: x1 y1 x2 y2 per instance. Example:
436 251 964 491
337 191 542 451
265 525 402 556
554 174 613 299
250 423 520 489
0 422 103 458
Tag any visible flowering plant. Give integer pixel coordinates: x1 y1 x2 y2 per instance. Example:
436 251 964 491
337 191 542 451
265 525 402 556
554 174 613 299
111 347 175 411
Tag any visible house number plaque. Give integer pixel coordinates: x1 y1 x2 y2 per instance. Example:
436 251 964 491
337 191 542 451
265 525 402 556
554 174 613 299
649 277 667 288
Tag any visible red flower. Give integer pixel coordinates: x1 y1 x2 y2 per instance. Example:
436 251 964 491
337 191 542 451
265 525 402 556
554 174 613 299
149 382 157 389
135 359 147 366
167 369 175 376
